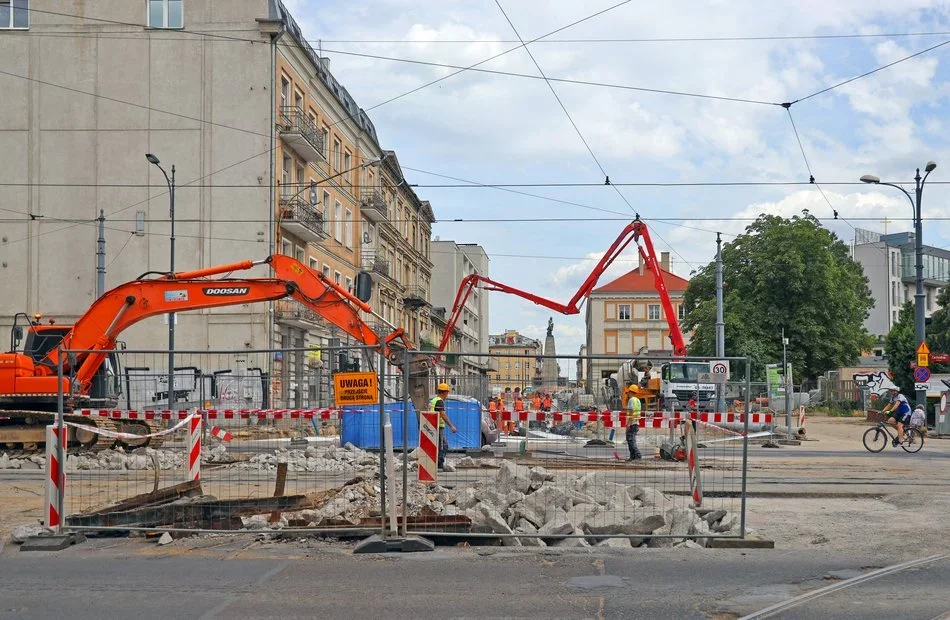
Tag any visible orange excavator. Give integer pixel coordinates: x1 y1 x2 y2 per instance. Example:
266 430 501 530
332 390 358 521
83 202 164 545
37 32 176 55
0 254 431 453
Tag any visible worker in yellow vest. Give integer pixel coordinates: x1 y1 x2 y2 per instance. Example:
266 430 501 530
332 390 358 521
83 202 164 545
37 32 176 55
429 383 457 471
626 392 642 461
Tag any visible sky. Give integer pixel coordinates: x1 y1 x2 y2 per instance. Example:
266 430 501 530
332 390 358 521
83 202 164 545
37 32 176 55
283 0 950 363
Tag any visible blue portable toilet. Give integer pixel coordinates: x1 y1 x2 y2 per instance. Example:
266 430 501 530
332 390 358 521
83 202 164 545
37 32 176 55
340 397 483 450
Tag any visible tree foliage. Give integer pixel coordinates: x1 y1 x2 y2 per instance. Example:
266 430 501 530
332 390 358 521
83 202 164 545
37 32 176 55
682 212 874 381
886 288 950 394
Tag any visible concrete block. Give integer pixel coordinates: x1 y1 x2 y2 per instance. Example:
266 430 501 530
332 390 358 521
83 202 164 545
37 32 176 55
495 461 533 495
538 509 574 539
702 509 727 525
596 537 632 549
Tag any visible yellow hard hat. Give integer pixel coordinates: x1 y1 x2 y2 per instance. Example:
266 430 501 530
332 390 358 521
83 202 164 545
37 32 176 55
437 382 451 392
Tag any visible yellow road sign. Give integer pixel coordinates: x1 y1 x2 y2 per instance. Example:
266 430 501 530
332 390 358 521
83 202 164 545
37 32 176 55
918 341 931 368
333 372 379 406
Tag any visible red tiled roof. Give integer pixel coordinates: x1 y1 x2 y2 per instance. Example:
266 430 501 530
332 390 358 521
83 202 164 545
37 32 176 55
592 264 689 294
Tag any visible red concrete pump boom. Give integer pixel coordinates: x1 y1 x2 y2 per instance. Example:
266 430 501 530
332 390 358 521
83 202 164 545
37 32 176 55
438 219 687 356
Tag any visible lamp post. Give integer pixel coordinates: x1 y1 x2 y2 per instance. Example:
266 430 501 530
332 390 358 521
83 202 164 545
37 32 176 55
861 161 937 409
146 153 176 409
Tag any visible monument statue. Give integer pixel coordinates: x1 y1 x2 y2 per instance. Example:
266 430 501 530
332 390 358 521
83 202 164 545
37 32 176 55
546 317 554 337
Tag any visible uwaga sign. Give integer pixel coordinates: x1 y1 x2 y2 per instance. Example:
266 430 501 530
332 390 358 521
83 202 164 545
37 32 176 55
333 372 379 406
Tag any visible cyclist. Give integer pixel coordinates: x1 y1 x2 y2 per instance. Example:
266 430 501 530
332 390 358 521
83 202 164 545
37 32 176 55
881 387 912 446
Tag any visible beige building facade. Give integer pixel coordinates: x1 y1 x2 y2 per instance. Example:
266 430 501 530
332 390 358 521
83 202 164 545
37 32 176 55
0 1 434 406
488 330 542 394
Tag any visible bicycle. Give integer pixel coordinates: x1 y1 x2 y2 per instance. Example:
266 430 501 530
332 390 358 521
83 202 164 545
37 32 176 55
862 417 924 453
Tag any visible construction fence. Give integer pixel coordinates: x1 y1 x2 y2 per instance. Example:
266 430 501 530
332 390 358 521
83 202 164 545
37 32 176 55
30 348 767 548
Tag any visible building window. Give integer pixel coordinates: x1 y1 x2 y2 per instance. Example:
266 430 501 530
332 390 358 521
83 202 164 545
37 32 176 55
927 289 933 311
678 305 686 321
295 246 305 264
891 252 898 277
296 163 306 192
293 89 303 111
514 362 520 369
893 310 898 324
1 0 29 28
332 139 341 172
322 189 331 215
281 239 292 256
345 276 353 293
148 0 183 29
334 201 342 242
343 150 351 185
648 304 661 321
334 271 342 285
344 209 352 248
322 265 331 279
891 281 897 306
505 363 509 370
309 258 318 270
281 155 292 198
618 304 631 321
322 125 330 160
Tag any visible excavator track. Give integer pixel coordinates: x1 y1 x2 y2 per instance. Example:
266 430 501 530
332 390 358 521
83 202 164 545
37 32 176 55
114 420 166 449
0 411 120 455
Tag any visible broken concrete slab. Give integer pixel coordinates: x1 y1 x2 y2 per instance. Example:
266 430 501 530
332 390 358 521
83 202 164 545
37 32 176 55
596 537 632 549
157 532 174 545
702 509 727 526
495 461 533 495
538 509 575 539
10 523 52 544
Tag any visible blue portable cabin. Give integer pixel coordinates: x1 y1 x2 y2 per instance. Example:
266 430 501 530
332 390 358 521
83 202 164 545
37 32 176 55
340 397 482 450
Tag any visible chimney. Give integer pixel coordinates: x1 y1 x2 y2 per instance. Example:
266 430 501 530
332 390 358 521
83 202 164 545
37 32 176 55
638 253 645 276
660 252 670 273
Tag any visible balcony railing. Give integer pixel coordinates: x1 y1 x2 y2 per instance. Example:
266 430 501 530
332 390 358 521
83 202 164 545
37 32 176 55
279 197 329 244
360 189 388 222
274 299 322 328
403 285 428 309
278 106 324 163
362 255 390 278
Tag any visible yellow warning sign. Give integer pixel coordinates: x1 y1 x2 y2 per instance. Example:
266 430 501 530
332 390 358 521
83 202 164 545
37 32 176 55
918 341 931 368
333 372 379 406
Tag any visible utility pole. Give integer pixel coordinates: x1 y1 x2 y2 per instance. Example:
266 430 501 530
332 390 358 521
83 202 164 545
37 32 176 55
782 328 791 430
96 210 106 298
715 232 725 413
145 154 176 409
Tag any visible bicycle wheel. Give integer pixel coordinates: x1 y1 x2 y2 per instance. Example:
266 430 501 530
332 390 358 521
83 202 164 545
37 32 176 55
902 428 924 453
863 426 888 453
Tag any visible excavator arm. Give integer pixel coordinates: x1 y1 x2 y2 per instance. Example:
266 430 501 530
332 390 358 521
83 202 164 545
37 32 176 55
439 219 687 356
39 255 417 391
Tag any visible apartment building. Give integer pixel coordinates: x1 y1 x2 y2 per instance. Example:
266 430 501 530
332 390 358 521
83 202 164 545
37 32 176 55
429 240 492 378
585 252 690 395
0 1 434 406
852 228 949 339
488 330 542 393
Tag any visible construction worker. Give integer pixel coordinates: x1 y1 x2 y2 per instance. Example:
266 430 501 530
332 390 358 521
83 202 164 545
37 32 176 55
542 393 553 412
626 391 643 461
430 383 457 471
531 392 541 411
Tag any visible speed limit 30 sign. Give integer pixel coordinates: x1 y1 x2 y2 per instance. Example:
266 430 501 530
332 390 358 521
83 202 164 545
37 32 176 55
709 360 730 379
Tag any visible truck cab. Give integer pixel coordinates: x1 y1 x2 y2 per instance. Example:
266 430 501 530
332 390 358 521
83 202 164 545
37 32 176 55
660 361 716 411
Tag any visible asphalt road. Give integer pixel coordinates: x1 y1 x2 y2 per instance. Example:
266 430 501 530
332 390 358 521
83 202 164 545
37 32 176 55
1 539 948 619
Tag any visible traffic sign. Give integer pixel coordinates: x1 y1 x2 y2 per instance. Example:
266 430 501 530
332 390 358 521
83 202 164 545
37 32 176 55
917 341 931 368
697 372 727 384
941 392 948 415
914 366 932 383
709 360 730 379
915 382 931 393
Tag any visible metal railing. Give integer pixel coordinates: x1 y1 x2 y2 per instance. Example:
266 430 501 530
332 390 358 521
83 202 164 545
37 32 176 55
279 197 329 241
363 255 390 277
360 189 388 221
278 106 324 160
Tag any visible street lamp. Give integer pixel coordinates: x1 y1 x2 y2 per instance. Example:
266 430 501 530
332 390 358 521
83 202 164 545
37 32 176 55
146 153 176 409
861 161 937 409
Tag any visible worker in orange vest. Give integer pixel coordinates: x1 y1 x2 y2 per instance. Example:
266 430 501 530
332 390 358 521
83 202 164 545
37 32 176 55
542 393 553 411
531 393 541 411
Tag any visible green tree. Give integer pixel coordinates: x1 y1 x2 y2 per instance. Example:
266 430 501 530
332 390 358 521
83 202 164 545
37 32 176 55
682 212 874 381
886 288 950 394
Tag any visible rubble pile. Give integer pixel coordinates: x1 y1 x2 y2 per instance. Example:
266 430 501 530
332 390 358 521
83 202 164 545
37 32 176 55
437 462 740 548
231 443 379 473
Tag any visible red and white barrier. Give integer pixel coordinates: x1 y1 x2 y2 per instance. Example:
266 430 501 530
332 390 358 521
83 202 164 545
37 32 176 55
417 411 439 483
72 408 343 421
188 416 201 481
210 426 233 442
44 425 67 531
682 422 703 507
798 406 806 429
490 410 772 428
65 414 196 440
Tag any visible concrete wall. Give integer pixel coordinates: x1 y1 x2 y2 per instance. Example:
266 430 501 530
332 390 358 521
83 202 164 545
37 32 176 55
0 1 275 350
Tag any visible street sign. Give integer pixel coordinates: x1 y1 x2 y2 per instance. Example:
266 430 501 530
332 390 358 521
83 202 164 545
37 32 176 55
915 382 931 393
697 372 727 384
931 353 950 364
914 367 932 383
917 341 931 368
333 371 379 406
709 360 730 379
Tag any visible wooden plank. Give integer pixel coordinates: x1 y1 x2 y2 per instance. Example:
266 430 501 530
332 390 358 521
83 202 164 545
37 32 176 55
66 494 321 529
269 462 289 524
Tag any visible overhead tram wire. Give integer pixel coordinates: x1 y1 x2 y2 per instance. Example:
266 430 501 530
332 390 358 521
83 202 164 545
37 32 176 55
493 0 699 267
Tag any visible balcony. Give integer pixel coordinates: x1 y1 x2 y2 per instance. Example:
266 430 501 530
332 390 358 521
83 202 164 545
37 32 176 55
278 106 324 163
279 197 328 244
403 285 428 310
274 299 323 329
362 255 390 278
360 189 388 222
